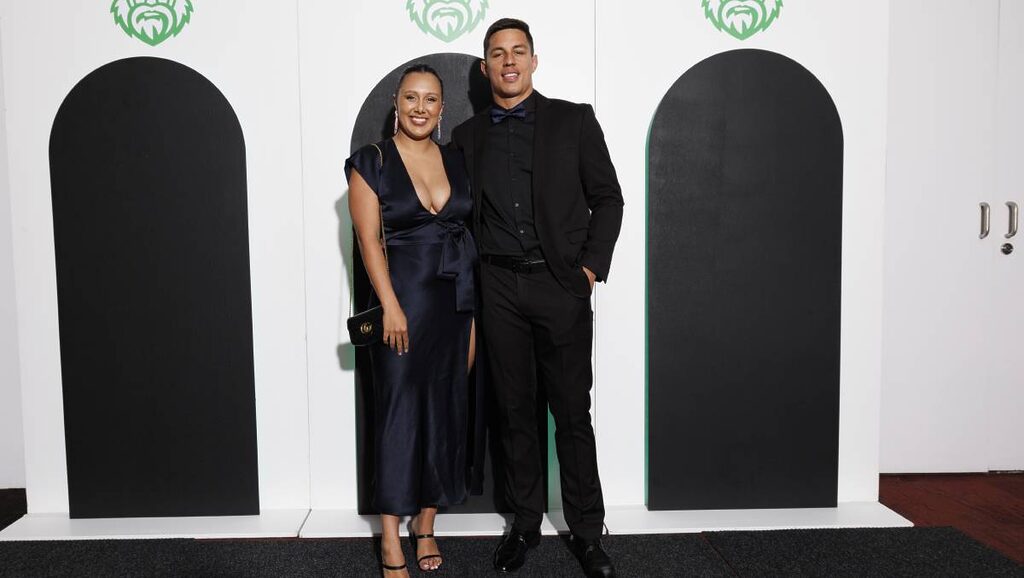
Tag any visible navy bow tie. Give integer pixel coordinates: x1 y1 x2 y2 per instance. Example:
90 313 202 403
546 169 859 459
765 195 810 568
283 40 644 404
490 103 527 124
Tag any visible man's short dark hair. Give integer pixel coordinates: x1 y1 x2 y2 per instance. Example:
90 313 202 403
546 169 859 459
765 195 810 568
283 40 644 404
483 18 534 55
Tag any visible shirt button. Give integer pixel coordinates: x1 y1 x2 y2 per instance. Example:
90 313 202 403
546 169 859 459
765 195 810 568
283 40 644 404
514 202 520 208
519 229 525 234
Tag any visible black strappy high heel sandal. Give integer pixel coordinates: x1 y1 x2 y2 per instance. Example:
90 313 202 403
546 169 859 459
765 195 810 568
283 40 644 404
414 532 442 572
409 516 443 572
380 559 408 575
380 536 408 576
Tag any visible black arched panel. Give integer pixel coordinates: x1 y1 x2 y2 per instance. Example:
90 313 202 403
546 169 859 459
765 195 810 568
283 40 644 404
349 53 534 515
51 57 259 518
647 49 843 510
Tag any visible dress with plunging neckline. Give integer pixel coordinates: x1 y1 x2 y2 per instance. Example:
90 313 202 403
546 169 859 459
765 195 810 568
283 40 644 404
345 138 483 516
391 138 452 216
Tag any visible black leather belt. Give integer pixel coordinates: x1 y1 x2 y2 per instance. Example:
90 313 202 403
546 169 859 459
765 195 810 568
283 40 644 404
482 255 548 274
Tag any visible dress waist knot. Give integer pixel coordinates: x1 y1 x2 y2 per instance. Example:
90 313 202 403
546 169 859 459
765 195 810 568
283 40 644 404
387 220 477 313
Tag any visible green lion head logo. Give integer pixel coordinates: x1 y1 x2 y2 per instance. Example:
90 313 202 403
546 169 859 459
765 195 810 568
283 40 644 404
703 0 782 41
111 0 194 46
407 0 488 43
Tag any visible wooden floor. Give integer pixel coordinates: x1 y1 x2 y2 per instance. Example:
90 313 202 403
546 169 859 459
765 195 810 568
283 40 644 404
879 473 1024 565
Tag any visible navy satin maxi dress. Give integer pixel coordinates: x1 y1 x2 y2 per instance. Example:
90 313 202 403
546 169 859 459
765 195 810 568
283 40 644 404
345 139 482 516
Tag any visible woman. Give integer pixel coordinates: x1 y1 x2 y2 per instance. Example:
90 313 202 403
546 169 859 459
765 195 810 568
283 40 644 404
345 65 478 575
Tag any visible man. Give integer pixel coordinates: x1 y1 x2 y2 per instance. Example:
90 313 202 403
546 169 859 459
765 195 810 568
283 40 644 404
451 18 624 578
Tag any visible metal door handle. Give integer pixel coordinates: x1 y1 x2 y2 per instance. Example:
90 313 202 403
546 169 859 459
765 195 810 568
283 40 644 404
980 202 990 239
1006 201 1019 239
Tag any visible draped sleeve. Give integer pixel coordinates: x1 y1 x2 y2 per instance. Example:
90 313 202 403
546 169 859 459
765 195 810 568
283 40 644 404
344 143 383 195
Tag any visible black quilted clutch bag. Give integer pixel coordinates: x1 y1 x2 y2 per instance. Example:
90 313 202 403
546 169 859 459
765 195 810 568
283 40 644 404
347 305 383 347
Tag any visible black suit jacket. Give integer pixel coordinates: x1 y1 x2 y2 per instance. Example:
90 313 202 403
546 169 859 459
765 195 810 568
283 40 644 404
451 92 624 298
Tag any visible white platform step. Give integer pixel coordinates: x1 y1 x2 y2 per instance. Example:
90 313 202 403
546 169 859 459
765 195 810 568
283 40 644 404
603 501 912 534
0 509 309 541
301 501 910 538
300 510 567 538
0 503 910 541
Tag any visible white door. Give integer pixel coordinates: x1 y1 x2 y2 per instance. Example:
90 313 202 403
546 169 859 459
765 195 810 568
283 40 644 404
880 0 1000 472
988 0 1024 471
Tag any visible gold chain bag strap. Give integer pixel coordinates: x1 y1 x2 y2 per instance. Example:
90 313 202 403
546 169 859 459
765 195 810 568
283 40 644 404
347 143 387 346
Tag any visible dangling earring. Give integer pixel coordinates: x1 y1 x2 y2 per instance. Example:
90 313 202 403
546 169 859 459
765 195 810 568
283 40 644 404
393 110 399 135
436 115 443 140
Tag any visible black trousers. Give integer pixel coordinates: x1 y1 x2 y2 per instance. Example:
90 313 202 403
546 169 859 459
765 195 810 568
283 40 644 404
480 262 605 540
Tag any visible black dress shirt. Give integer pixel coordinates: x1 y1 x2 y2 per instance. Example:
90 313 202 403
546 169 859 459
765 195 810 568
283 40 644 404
479 93 542 258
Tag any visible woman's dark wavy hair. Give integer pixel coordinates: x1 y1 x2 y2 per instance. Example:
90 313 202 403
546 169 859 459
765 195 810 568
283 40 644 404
394 64 444 99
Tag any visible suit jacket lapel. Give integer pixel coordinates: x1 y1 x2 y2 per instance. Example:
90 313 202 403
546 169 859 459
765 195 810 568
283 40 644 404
531 92 550 212
471 112 489 227
471 113 489 190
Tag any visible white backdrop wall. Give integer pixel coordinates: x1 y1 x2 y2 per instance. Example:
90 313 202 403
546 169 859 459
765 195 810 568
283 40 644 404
298 0 597 510
0 2 311 512
595 1 890 504
2 0 890 514
301 0 890 509
0 25 26 490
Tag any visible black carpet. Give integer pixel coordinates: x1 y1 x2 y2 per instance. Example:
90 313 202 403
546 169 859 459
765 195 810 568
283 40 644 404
1 493 1020 578
0 534 727 577
705 527 1024 577
0 528 1020 577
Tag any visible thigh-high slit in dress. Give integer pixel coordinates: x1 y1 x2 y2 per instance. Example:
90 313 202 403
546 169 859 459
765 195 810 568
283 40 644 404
345 138 482 516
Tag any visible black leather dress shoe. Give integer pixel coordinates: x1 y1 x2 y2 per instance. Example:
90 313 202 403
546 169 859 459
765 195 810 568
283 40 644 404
571 536 616 578
493 529 541 572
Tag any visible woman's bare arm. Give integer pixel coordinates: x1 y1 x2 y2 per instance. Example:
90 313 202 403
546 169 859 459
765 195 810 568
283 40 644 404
349 168 409 354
